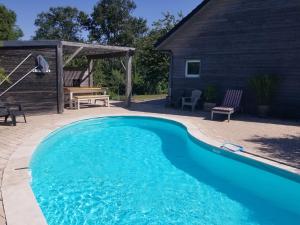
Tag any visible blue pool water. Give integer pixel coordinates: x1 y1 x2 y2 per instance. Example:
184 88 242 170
30 116 300 225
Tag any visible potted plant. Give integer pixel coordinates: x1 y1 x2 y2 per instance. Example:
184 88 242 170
203 85 217 111
250 74 278 117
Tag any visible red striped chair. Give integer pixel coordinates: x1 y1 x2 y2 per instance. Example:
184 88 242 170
211 89 243 122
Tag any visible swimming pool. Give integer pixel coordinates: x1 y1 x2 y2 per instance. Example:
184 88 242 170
30 116 300 225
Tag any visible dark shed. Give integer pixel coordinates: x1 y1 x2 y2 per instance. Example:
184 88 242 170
156 0 300 118
0 40 134 114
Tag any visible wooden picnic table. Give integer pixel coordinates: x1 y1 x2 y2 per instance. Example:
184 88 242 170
64 87 107 109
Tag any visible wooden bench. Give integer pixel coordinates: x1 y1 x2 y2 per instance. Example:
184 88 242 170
73 95 110 109
64 87 108 109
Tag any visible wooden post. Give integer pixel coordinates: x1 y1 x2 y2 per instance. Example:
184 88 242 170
88 59 94 87
125 51 133 107
56 43 64 113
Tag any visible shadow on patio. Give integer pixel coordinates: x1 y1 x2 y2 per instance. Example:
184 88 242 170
245 135 300 169
111 99 208 118
112 99 300 127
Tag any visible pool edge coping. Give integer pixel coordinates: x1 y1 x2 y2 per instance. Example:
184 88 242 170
2 112 300 225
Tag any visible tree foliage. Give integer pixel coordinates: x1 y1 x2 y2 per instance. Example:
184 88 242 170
92 11 182 95
93 60 125 96
88 0 147 46
0 4 23 40
134 12 183 94
88 0 148 96
30 1 182 96
34 7 88 41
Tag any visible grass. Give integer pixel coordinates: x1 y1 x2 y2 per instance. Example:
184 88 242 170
111 94 167 101
132 94 167 101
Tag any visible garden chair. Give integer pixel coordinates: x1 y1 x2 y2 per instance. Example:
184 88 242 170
181 90 202 111
0 99 26 126
211 89 243 122
0 103 10 123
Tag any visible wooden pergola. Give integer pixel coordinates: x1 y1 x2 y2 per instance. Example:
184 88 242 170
0 40 135 113
61 41 135 110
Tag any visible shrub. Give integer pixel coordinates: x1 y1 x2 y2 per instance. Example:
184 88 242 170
204 85 217 102
250 74 278 105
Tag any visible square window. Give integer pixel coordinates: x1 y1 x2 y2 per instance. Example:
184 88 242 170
185 60 200 78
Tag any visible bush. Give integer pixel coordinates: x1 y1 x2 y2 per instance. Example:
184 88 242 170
204 85 217 102
250 74 278 105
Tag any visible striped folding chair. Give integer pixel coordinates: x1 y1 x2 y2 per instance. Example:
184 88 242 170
211 89 243 122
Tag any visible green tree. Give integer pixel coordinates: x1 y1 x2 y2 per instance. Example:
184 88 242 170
93 59 126 97
89 0 147 46
134 12 183 94
92 11 182 96
34 7 88 41
0 4 23 40
89 0 148 97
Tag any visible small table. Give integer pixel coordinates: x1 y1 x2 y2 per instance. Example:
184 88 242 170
64 87 107 109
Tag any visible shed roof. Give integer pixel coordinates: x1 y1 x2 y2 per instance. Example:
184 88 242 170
0 40 135 58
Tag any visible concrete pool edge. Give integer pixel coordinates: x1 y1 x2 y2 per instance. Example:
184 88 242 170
2 113 300 225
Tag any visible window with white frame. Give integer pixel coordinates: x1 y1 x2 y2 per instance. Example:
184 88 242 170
185 60 200 78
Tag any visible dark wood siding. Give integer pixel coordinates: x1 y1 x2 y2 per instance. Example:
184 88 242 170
0 47 58 114
64 69 90 87
161 0 300 118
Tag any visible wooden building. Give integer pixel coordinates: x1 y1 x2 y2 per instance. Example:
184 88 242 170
156 0 300 118
0 40 134 114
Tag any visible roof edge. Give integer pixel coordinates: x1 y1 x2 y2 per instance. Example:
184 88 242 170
0 40 61 48
154 0 211 49
61 41 135 52
0 40 135 52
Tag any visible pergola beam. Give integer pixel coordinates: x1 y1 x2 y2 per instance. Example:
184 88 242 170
86 51 128 60
63 46 83 67
61 41 134 52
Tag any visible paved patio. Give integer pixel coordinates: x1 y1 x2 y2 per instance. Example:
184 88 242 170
0 100 299 224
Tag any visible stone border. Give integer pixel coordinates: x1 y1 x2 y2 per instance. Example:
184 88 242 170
2 113 300 225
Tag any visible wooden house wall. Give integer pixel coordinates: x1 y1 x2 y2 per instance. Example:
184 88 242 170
160 0 300 118
0 47 58 114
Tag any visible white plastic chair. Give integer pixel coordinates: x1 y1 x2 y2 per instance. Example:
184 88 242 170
182 90 202 111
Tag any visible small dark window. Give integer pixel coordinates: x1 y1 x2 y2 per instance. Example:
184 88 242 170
185 60 200 78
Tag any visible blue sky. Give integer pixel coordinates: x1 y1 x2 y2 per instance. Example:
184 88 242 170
0 0 201 40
